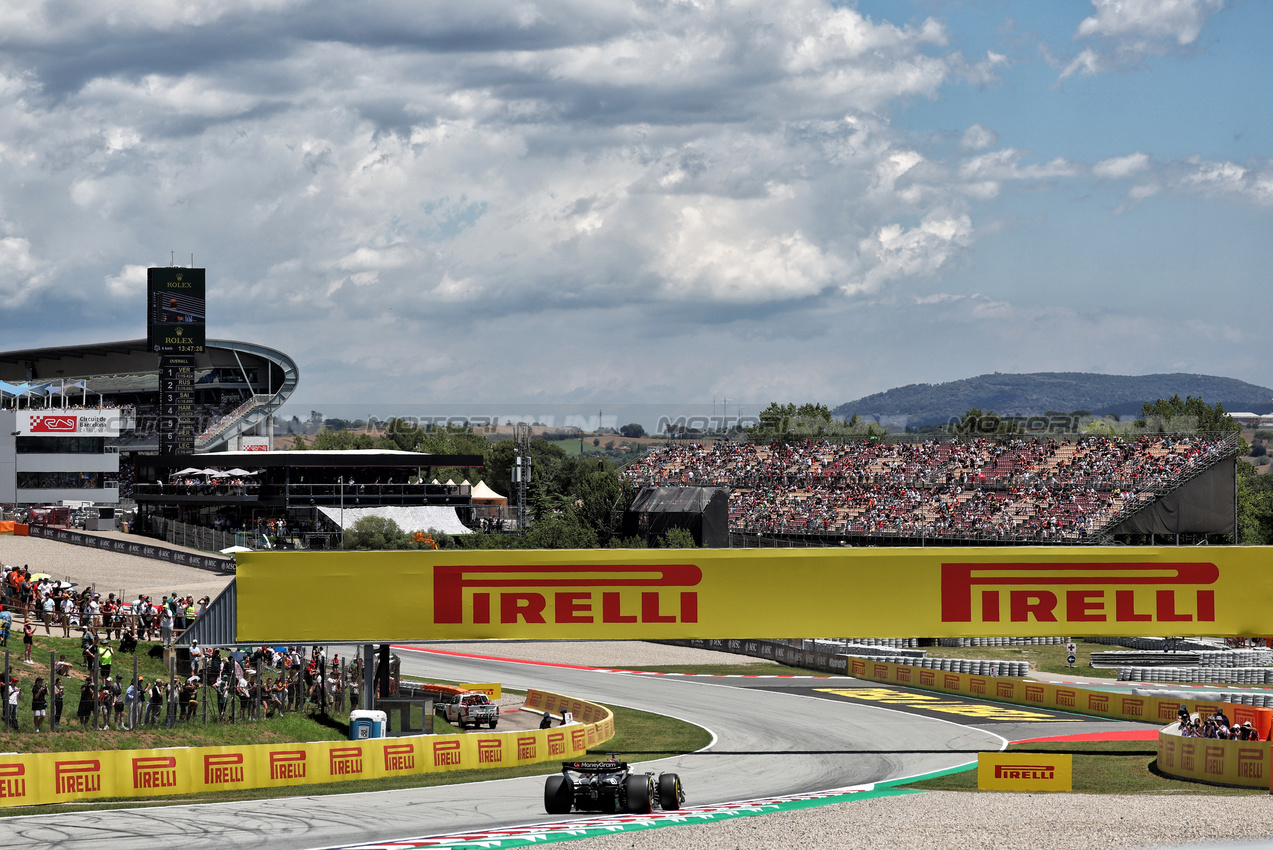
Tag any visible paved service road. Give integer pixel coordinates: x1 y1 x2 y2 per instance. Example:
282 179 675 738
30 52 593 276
0 648 1130 850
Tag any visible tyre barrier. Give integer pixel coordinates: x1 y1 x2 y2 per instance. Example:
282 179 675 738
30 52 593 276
1117 667 1273 686
848 656 1029 678
938 637 1068 647
1100 649 1273 669
0 688 614 808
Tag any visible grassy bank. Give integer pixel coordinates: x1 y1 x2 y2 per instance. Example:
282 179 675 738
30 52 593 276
0 633 353 751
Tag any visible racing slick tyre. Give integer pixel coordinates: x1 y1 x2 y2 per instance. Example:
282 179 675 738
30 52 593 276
488 720 497 729
624 774 654 814
658 773 682 810
545 775 574 814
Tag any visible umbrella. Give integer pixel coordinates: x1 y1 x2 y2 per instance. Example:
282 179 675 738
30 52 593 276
224 468 259 476
219 545 254 554
170 467 202 477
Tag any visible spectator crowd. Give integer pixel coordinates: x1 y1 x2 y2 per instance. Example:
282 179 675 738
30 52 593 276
624 434 1234 542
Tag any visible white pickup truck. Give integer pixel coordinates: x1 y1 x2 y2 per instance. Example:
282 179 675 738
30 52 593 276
440 692 500 729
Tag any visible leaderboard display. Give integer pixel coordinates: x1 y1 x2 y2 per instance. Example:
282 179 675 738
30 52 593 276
147 267 206 455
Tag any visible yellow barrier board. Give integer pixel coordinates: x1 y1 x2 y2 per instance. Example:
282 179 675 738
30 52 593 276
1157 732 1268 788
978 752 1072 791
0 689 611 807
237 547 1273 642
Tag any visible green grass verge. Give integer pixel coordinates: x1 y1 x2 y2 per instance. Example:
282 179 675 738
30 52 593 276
899 741 1266 796
0 701 710 816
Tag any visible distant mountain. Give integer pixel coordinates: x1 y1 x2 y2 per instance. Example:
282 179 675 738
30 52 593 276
832 372 1273 430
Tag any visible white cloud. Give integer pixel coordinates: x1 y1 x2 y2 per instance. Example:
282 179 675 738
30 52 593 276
1092 152 1150 179
104 263 147 298
852 213 973 295
1064 0 1226 77
960 124 997 152
1077 0 1224 45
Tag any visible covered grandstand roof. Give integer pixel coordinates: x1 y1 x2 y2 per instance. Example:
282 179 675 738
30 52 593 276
0 338 299 453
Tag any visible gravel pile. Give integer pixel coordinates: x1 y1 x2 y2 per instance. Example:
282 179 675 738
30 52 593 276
421 640 777 668
0 533 233 601
570 791 1273 850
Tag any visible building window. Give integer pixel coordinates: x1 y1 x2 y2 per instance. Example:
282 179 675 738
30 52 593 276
16 472 111 490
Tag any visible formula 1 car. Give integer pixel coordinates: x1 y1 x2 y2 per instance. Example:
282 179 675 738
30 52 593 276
544 757 684 815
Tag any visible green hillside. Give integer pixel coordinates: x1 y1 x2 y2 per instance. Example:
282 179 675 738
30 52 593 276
832 372 1273 429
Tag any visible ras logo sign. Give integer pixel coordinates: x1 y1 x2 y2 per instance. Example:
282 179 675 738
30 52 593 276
433 564 700 626
941 562 1218 625
28 415 77 433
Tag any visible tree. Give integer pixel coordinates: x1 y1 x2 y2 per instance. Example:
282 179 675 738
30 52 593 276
658 527 698 548
1138 395 1240 435
1237 461 1273 544
343 516 411 550
620 423 646 439
289 435 308 450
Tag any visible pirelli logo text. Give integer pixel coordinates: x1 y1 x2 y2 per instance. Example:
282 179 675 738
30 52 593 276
329 747 363 777
477 740 503 765
55 760 102 796
1237 749 1263 780
1024 685 1045 704
517 736 537 761
384 744 416 772
1181 743 1195 772
919 670 935 686
433 740 462 767
1088 694 1110 713
132 756 178 791
1121 697 1144 718
270 750 306 781
1056 689 1076 708
547 731 567 756
941 562 1218 626
895 667 911 684
433 564 701 626
204 753 245 785
1205 746 1225 776
996 682 1015 700
0 764 26 799
970 678 987 696
995 764 1055 780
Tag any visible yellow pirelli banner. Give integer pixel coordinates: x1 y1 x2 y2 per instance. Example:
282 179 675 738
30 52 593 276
0 689 610 807
978 752 1073 791
1158 731 1269 788
236 546 1273 642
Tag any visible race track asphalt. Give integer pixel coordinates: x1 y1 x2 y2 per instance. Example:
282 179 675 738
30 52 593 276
0 648 1142 850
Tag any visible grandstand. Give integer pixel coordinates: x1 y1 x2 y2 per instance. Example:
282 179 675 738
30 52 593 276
622 434 1242 546
0 338 296 453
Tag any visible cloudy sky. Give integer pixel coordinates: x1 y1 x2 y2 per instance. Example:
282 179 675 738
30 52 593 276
2 0 1270 417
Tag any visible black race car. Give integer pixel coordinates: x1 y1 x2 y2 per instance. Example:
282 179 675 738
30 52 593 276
544 757 684 814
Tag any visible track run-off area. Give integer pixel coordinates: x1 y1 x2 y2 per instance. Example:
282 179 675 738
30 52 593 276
0 642 1154 850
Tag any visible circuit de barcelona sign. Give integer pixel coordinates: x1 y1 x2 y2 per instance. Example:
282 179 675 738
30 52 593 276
234 547 1273 643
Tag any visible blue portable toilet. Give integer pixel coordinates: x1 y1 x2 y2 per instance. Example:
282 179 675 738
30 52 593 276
350 709 387 740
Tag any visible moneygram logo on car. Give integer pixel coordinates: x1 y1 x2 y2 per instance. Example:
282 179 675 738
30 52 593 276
433 564 701 626
941 562 1219 627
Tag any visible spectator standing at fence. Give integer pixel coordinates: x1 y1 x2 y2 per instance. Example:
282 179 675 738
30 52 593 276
98 642 114 680
31 676 47 732
0 606 10 646
76 680 94 726
124 677 140 729
40 595 54 635
145 679 164 725
5 676 19 730
52 677 64 725
22 619 34 663
159 604 174 648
